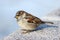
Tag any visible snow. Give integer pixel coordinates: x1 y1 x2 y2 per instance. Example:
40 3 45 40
4 9 60 40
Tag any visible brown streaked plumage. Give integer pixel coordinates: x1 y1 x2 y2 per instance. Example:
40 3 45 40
15 10 53 34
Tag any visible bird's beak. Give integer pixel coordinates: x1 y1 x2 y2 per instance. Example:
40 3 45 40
14 16 19 19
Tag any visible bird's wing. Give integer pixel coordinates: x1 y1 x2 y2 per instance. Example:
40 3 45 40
24 16 42 24
33 17 42 24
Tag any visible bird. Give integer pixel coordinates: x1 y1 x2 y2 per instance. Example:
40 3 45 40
15 10 53 34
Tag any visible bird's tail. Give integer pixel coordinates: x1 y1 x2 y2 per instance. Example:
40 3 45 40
42 21 54 24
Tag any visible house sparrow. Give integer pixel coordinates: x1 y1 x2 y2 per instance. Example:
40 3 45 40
15 10 53 33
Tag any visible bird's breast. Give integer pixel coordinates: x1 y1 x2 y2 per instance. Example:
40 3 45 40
17 19 39 30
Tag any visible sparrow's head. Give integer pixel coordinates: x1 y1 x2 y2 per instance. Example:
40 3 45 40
15 10 27 19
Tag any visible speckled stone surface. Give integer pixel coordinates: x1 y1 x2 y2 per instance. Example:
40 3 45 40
4 21 60 40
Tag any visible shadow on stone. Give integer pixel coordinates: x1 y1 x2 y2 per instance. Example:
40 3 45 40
34 24 58 31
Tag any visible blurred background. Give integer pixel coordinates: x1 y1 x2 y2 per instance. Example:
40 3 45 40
0 0 60 39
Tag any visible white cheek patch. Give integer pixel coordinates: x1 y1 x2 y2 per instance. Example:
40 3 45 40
22 13 26 18
18 16 22 20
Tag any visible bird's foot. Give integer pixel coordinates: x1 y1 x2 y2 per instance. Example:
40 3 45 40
21 29 33 34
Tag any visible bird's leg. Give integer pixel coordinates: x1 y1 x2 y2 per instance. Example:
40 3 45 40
21 29 33 34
